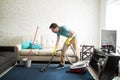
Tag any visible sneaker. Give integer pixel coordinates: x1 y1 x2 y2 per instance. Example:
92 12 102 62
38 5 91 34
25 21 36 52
56 64 64 69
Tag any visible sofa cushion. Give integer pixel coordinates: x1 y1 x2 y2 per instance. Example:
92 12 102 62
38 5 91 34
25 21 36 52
38 49 56 56
0 52 16 60
32 43 43 49
0 56 6 66
0 52 16 67
41 34 66 49
38 49 76 57
19 49 40 56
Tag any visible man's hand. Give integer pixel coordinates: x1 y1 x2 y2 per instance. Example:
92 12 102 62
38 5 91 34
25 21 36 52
53 47 57 55
65 37 72 45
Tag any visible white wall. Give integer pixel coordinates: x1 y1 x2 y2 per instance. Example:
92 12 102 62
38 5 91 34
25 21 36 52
99 0 107 47
0 0 100 48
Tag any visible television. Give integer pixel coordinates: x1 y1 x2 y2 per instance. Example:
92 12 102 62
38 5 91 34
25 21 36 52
101 30 117 53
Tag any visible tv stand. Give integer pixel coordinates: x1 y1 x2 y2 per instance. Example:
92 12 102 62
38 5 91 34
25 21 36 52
89 49 120 80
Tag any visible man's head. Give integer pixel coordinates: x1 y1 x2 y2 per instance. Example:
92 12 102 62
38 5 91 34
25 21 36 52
49 23 60 33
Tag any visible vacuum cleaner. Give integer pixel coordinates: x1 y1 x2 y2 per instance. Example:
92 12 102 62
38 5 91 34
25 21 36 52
40 44 76 72
70 61 87 73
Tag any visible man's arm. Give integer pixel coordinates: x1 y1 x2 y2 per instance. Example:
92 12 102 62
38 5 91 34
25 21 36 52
53 36 60 55
65 30 75 45
70 30 75 38
55 36 60 48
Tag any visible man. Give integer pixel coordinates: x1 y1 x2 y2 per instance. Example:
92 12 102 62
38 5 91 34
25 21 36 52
49 23 80 69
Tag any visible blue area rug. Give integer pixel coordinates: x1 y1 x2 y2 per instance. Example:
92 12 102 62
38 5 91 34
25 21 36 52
0 64 94 80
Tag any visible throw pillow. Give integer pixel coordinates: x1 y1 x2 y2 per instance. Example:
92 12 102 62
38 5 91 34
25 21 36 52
31 43 43 49
21 41 32 49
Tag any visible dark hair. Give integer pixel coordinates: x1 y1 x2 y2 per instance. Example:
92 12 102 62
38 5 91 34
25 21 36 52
49 23 59 29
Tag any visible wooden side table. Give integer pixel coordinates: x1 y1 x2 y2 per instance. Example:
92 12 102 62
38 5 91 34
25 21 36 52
80 45 94 61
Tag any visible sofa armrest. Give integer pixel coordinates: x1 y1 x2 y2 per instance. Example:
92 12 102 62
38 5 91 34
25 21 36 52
16 44 22 51
0 46 18 53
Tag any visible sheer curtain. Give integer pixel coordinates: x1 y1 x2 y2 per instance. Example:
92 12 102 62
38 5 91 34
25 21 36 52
106 0 120 47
